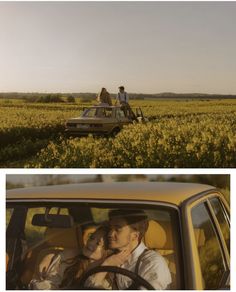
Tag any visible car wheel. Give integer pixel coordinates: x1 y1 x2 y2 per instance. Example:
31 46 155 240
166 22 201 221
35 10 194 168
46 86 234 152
111 127 120 136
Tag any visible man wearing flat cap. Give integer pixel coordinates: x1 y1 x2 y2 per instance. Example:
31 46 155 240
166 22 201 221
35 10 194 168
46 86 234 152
88 209 171 290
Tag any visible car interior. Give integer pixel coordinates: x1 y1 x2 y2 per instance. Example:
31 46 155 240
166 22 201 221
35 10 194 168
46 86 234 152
6 203 182 290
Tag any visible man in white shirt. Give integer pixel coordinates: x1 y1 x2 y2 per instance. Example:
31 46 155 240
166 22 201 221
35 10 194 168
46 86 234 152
116 86 129 105
91 209 172 290
116 86 138 121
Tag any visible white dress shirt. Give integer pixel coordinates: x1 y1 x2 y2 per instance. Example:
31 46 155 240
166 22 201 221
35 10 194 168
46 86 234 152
116 242 172 290
116 92 129 103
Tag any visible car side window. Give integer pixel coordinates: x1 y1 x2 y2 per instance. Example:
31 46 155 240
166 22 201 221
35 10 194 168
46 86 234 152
191 202 227 289
209 197 230 254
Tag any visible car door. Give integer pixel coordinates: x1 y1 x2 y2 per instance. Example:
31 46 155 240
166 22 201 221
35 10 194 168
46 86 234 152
135 107 145 121
182 192 230 290
116 108 130 126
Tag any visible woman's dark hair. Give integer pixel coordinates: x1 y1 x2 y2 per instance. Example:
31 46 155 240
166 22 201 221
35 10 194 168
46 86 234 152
60 225 109 288
100 87 106 94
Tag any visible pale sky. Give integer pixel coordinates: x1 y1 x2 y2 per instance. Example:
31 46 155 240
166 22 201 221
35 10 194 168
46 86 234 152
0 1 236 94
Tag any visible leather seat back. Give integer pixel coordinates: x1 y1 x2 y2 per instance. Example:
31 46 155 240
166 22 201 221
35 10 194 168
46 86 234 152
144 220 176 289
21 226 79 286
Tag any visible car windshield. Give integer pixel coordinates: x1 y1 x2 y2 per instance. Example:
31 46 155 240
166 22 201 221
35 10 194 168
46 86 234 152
82 107 113 118
6 202 182 290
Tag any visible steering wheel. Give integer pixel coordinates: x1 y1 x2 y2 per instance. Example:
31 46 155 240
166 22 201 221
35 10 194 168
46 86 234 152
79 265 155 290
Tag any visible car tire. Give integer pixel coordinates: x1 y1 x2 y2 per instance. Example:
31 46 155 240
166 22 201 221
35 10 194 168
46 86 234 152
111 127 120 136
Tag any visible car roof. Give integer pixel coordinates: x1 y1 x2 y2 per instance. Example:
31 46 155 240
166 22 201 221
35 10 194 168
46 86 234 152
6 182 217 206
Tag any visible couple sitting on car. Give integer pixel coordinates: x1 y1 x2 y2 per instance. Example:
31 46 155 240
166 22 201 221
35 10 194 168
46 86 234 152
97 86 137 121
29 209 171 290
97 86 129 107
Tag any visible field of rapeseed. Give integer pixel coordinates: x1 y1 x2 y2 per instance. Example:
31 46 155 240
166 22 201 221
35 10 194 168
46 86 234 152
1 98 236 167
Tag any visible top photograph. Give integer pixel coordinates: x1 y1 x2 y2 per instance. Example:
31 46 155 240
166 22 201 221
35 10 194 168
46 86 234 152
0 1 236 168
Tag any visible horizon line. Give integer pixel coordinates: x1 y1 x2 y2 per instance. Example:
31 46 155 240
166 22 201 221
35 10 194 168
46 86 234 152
1 91 236 96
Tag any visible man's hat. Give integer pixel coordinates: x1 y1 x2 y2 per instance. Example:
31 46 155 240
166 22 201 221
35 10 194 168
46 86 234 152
108 209 147 224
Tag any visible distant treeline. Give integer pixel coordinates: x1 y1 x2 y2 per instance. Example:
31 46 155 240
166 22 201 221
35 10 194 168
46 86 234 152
127 92 236 100
0 92 236 101
0 92 95 102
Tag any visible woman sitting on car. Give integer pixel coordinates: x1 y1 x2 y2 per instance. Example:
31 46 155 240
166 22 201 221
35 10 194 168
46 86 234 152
96 88 112 106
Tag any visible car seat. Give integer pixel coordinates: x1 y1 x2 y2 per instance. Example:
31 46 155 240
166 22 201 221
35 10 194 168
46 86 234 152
143 220 177 289
20 226 79 286
21 223 98 286
144 220 206 290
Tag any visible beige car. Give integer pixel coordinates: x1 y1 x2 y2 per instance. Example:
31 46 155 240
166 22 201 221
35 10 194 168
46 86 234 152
6 182 230 289
65 105 146 136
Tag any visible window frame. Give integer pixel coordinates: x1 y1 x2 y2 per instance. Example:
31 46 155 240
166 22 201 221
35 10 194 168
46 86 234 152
208 197 230 255
218 197 230 227
6 198 184 290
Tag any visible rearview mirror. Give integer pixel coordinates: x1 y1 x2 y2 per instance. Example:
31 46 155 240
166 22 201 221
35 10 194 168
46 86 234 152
32 214 74 228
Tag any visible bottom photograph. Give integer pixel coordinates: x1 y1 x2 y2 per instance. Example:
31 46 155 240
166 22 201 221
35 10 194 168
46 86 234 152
6 174 230 290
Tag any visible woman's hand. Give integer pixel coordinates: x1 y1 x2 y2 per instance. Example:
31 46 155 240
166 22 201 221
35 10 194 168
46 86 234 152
102 249 130 267
85 249 131 288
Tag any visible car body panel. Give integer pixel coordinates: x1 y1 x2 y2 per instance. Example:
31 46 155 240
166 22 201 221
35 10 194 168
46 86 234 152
65 105 145 135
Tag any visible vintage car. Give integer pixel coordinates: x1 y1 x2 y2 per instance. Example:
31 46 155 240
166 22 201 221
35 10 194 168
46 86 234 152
6 182 230 290
65 105 146 136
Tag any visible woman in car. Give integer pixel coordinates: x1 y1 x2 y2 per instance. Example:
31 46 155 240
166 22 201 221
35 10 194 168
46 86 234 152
61 224 111 288
29 224 111 289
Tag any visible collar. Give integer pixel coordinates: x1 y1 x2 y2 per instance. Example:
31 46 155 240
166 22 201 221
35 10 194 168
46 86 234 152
126 241 147 265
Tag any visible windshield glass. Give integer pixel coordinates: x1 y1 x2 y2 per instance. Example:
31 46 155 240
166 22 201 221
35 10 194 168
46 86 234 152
83 107 113 118
6 202 182 290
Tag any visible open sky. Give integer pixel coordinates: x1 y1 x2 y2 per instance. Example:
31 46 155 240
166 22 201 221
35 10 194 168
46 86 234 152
0 1 236 94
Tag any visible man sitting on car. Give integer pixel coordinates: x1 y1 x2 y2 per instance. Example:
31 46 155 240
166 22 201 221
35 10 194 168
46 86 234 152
116 86 137 121
89 209 172 290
